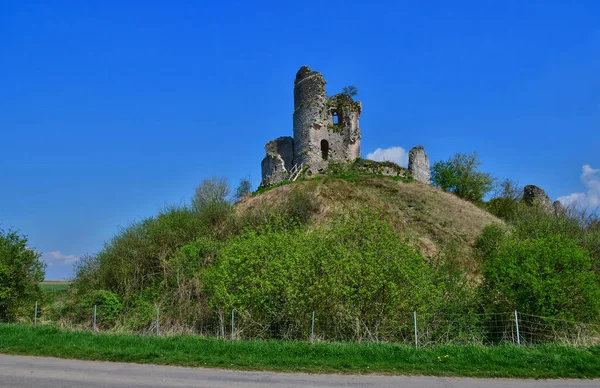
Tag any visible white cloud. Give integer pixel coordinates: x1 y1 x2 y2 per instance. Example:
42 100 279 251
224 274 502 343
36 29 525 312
366 146 409 167
42 251 80 265
557 164 600 210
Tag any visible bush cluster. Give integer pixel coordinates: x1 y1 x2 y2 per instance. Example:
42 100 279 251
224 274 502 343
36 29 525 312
477 189 600 323
205 211 439 340
0 229 45 322
30 172 600 342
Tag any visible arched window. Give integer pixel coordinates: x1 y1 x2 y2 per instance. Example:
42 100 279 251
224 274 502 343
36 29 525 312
332 111 339 125
321 140 329 160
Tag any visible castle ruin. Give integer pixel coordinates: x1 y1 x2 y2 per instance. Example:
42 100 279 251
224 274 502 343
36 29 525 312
261 66 430 185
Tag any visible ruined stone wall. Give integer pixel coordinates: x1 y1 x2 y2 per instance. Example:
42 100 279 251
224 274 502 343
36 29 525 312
261 66 362 185
523 185 552 211
553 200 565 216
261 136 294 186
323 94 361 162
408 146 430 184
523 184 566 215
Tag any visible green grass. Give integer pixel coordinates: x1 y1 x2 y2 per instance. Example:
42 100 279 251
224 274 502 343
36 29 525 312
1 324 599 378
254 163 412 195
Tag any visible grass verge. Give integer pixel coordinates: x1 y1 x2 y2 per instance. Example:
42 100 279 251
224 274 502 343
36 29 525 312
1 324 600 378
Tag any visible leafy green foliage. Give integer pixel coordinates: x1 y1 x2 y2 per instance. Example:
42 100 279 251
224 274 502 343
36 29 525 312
73 205 205 299
0 229 45 321
234 178 252 202
121 288 160 331
84 290 122 327
205 211 437 340
486 179 523 221
477 196 600 326
58 166 599 341
479 232 600 322
341 85 358 97
192 177 233 229
159 237 222 329
431 153 494 203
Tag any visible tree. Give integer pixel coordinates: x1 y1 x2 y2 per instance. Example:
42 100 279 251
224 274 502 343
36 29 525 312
192 177 233 226
431 152 494 203
234 178 252 201
341 85 358 98
486 179 523 221
0 229 45 321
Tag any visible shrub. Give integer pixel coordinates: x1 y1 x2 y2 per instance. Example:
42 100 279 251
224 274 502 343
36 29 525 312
480 233 600 322
204 210 437 341
281 188 319 224
486 179 523 221
0 229 45 322
73 205 205 299
83 290 122 327
160 237 222 330
234 178 252 201
192 177 233 229
121 289 160 332
474 223 509 261
431 152 494 203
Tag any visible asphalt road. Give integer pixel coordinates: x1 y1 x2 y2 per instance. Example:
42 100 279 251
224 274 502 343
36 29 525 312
0 354 598 388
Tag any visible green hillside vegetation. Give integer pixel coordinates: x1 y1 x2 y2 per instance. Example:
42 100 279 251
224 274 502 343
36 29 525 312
18 158 600 346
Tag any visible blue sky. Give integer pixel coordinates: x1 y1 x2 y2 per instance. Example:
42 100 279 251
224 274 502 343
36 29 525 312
1 1 599 279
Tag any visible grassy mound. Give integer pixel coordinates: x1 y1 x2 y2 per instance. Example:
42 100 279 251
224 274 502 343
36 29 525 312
239 176 501 269
37 171 502 336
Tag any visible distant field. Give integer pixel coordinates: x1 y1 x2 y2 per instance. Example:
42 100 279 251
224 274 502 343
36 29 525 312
39 281 71 292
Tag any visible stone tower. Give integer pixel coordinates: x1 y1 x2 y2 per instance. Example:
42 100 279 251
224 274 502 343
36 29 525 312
293 66 361 173
408 146 430 184
261 66 362 185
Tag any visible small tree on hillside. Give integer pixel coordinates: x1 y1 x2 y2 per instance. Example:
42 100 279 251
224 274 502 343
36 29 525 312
234 178 252 201
341 85 358 98
0 229 45 321
486 179 523 221
431 152 494 203
192 177 233 227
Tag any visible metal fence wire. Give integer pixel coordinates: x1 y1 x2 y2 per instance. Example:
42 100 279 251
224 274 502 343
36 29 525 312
28 303 600 347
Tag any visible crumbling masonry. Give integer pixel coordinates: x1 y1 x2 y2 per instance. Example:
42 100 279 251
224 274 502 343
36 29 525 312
261 66 431 185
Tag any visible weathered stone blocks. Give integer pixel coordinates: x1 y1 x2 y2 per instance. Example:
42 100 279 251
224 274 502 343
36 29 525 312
261 66 362 185
261 137 294 186
553 200 565 216
260 66 428 187
408 146 430 184
523 185 552 211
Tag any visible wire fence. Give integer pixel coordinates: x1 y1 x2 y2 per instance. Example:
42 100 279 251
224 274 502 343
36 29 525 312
27 303 600 347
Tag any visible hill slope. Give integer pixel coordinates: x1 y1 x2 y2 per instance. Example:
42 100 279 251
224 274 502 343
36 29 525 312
238 177 501 269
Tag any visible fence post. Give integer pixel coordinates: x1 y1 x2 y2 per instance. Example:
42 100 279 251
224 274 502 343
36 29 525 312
514 310 520 345
311 311 315 344
34 301 38 327
93 305 97 333
156 307 160 336
413 311 418 348
231 309 235 341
